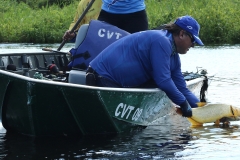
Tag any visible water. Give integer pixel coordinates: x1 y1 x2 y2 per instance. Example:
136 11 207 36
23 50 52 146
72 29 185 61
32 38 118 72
0 44 240 160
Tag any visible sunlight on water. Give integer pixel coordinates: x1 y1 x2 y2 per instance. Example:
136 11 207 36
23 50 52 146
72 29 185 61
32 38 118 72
0 44 240 159
180 45 240 106
0 43 73 53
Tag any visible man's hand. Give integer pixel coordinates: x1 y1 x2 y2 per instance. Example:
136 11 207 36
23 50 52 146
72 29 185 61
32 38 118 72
179 100 192 117
175 107 183 115
62 30 76 41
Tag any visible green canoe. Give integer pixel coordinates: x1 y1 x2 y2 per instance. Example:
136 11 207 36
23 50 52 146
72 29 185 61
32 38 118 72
0 52 208 136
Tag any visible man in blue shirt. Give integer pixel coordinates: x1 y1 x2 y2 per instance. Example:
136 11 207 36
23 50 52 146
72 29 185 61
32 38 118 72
87 15 204 117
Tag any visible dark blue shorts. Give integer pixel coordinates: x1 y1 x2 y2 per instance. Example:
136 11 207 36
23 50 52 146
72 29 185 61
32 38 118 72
97 9 148 33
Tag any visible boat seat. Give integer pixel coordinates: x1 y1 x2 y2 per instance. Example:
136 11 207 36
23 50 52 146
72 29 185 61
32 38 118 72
0 57 5 70
68 21 130 84
68 70 86 85
9 56 21 69
68 24 89 85
74 24 89 49
68 20 130 70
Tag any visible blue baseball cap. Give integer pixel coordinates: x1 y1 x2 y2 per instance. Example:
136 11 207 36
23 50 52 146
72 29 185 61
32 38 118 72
174 15 204 46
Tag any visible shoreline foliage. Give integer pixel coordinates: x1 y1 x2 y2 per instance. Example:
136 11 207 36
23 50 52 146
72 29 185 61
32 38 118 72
0 0 239 44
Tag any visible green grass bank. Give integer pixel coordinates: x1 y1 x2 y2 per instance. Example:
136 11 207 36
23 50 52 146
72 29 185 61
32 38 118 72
0 0 239 45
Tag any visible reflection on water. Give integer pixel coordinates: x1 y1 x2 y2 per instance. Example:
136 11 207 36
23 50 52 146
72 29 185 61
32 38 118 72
176 123 240 160
1 117 240 159
0 44 240 159
0 120 191 159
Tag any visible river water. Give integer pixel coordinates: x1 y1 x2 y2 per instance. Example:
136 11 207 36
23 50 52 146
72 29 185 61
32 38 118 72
0 43 240 160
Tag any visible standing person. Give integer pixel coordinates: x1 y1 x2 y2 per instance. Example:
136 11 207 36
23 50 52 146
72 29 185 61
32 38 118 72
98 0 148 33
64 0 149 41
86 15 204 117
63 0 102 41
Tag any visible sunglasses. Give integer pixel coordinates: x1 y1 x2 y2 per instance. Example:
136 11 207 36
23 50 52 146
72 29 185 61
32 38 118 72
184 31 195 44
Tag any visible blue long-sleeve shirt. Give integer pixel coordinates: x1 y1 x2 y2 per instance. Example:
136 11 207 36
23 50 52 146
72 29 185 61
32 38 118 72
90 30 199 107
102 0 145 14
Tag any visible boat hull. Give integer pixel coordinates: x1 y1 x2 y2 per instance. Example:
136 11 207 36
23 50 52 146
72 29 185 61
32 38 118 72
0 69 204 136
0 52 206 136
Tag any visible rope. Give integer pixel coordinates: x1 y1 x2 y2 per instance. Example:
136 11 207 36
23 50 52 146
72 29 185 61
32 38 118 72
209 77 240 85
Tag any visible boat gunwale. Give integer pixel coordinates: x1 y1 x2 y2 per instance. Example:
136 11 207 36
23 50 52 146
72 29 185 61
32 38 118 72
0 52 67 56
0 69 205 93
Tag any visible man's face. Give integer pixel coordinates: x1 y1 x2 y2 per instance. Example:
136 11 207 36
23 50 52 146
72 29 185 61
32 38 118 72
176 30 195 54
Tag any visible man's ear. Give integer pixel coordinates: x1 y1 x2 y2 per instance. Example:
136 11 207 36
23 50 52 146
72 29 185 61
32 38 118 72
179 30 185 40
